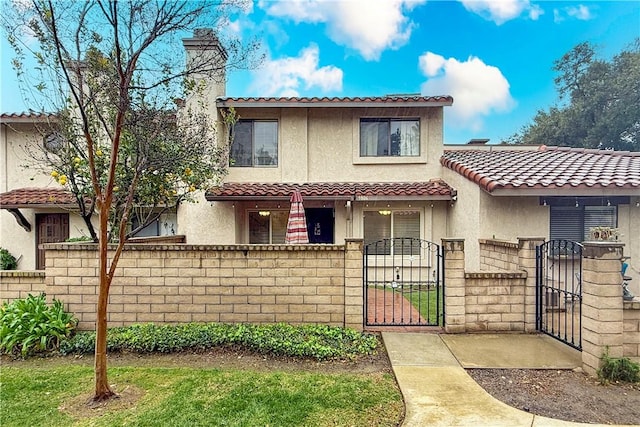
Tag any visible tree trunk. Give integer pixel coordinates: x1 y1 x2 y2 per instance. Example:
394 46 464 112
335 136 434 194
92 204 115 402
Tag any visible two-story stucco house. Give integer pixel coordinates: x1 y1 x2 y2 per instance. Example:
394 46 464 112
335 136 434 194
1 30 639 294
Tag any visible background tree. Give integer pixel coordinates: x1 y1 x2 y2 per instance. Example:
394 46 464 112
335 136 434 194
508 39 639 151
2 0 258 403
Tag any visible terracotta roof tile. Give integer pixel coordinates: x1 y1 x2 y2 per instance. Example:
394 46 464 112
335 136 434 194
441 146 640 194
206 181 455 201
217 95 453 107
1 113 57 123
0 187 78 208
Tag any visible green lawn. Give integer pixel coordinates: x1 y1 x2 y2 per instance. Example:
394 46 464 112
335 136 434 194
405 287 443 325
0 363 402 427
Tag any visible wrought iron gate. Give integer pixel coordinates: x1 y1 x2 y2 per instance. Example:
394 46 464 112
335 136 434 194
364 238 444 327
536 240 583 350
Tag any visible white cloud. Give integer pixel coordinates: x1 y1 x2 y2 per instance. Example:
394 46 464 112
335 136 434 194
459 0 542 25
554 4 594 22
260 0 425 61
250 44 343 96
418 52 515 131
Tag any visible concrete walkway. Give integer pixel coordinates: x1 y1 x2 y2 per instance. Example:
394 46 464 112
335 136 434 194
382 333 638 427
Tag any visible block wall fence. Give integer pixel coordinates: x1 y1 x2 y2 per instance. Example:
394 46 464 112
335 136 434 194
1 237 638 372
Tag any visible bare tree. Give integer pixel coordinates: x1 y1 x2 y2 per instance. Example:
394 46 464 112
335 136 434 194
3 0 258 402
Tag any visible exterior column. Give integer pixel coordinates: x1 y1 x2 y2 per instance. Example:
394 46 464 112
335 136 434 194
518 237 546 332
443 238 466 333
344 238 364 331
581 242 625 376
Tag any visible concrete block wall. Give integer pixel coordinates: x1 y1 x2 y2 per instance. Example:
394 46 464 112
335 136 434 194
479 239 519 272
38 241 364 331
463 272 527 331
0 271 46 302
623 300 640 362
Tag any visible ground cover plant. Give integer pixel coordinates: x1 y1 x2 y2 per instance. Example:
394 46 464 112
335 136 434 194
60 323 379 360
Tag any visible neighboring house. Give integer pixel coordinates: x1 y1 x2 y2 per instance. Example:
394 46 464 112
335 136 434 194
1 30 639 297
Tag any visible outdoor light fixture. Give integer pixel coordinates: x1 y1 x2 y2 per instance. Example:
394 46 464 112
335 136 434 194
378 210 392 216
258 211 271 216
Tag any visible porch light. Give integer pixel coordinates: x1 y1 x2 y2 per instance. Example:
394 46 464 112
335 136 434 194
259 211 271 216
378 210 392 216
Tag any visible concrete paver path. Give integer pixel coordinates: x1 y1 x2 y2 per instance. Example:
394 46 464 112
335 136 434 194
382 332 637 427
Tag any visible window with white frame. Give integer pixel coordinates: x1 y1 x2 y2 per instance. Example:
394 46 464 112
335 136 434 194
363 210 420 255
248 211 288 244
550 205 617 241
360 119 419 157
231 120 278 167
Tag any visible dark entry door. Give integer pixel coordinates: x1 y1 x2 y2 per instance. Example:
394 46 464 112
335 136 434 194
36 213 69 269
305 208 334 244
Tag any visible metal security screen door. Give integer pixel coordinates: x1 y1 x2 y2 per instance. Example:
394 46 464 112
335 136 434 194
536 240 582 350
364 238 444 327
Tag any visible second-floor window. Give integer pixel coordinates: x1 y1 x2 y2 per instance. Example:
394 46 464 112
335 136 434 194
231 120 278 167
360 119 419 157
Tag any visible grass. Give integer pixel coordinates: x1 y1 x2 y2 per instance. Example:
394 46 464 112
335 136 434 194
405 287 443 325
0 363 402 427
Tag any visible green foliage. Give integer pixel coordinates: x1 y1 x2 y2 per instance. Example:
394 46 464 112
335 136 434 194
598 347 640 384
509 39 639 151
64 236 94 242
0 247 18 270
60 323 379 360
0 294 78 357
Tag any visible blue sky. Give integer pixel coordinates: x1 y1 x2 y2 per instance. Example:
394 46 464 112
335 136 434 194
2 0 639 144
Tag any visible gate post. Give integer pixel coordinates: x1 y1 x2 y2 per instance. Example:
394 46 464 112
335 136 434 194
581 242 625 376
344 238 364 331
443 238 465 333
518 237 545 332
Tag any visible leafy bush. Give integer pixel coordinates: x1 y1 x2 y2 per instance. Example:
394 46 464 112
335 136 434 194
0 294 78 357
0 247 17 270
64 236 94 243
598 348 640 384
60 322 379 360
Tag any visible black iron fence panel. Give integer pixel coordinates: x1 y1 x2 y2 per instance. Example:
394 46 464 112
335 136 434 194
536 239 582 350
364 238 444 327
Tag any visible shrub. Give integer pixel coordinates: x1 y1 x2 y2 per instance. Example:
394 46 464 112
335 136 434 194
598 347 640 384
60 322 379 360
0 247 17 270
0 294 78 357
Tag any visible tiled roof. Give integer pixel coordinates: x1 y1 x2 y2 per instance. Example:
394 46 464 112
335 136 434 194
0 187 78 208
1 113 57 123
206 181 455 201
217 95 453 108
441 146 640 195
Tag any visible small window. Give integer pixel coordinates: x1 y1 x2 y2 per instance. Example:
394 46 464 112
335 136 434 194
249 211 287 244
231 121 278 167
364 210 420 255
360 119 419 157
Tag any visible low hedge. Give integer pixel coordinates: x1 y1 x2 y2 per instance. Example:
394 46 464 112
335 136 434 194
60 322 379 360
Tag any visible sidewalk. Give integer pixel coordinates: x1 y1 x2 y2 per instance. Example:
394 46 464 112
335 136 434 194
382 332 637 427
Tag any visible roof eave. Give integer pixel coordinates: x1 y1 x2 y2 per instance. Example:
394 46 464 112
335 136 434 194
487 187 640 197
216 100 453 108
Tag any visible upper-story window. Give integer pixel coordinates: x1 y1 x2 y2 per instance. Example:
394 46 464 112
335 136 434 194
360 119 419 157
230 120 278 167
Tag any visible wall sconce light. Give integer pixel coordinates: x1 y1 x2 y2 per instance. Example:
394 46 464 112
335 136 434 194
378 210 392 216
575 198 579 208
607 199 611 206
542 199 547 206
259 211 271 217
636 201 640 207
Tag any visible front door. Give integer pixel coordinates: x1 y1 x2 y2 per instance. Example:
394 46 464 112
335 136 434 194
36 213 69 269
305 208 334 244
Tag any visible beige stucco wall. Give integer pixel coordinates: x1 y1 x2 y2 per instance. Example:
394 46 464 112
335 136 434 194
1 122 98 269
226 106 445 184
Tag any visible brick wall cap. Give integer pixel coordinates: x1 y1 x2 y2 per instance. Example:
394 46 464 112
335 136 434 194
40 242 346 251
0 270 45 277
